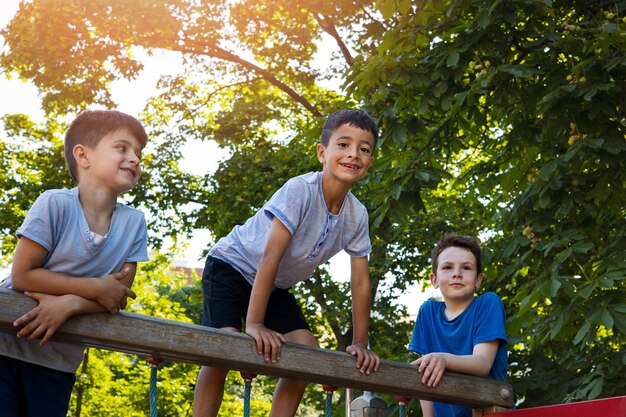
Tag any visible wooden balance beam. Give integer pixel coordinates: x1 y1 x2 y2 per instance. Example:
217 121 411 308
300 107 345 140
0 288 514 409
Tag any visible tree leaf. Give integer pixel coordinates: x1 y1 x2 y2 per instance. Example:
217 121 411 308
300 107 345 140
446 51 460 67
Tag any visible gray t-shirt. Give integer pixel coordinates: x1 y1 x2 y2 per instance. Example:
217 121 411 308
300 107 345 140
0 188 148 373
209 171 371 289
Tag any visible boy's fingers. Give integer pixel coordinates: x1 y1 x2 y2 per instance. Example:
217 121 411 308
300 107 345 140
356 351 369 374
16 324 32 338
358 355 369 374
422 364 440 387
420 365 430 384
431 370 440 387
364 353 380 373
268 334 282 363
255 337 264 356
361 352 379 374
14 310 35 327
27 323 45 341
263 335 273 361
259 331 284 363
40 329 55 345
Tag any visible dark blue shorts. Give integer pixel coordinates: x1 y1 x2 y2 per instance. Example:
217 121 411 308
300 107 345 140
202 256 310 334
0 355 76 417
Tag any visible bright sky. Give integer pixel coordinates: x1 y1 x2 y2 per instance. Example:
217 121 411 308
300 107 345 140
0 0 436 314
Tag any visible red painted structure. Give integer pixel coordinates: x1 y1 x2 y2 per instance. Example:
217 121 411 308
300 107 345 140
486 396 626 417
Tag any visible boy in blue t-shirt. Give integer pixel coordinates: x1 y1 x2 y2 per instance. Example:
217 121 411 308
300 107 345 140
0 110 149 417
193 109 381 417
409 234 507 417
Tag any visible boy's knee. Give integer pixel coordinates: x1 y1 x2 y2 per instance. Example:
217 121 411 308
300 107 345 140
284 329 318 347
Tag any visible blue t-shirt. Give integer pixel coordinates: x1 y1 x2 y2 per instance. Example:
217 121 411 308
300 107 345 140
0 188 148 373
209 171 371 289
409 292 508 417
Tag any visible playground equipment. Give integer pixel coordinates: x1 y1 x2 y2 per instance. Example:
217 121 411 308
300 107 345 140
2 289 620 416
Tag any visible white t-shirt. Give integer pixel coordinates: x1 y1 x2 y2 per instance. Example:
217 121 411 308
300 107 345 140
209 171 371 289
0 188 148 373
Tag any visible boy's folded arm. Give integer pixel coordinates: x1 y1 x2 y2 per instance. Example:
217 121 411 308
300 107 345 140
11 236 99 297
15 292 109 346
11 237 137 312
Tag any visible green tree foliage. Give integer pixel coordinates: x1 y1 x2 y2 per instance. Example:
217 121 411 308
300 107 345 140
1 0 625 412
347 0 626 407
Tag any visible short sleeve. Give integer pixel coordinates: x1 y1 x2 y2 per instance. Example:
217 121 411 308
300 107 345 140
264 177 311 235
17 191 62 251
125 214 149 262
473 292 507 345
343 207 371 258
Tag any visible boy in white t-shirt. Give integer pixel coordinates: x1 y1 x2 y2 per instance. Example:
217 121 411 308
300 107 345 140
193 109 381 417
0 110 149 417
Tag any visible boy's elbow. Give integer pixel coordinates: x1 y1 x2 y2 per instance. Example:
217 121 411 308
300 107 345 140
9 272 27 292
10 269 39 293
11 281 30 293
475 358 494 377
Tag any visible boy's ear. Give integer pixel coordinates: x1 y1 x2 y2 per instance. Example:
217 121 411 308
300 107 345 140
475 272 484 289
429 272 439 289
73 144 91 168
316 143 326 164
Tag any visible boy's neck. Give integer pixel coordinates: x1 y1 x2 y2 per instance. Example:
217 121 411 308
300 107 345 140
77 184 118 235
443 295 475 321
320 173 352 215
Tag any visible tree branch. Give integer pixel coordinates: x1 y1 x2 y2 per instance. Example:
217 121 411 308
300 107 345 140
311 13 354 66
175 40 322 117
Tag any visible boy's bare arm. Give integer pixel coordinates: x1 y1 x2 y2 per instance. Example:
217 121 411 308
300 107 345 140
411 340 500 387
14 262 138 345
11 236 136 313
245 217 291 363
346 256 380 374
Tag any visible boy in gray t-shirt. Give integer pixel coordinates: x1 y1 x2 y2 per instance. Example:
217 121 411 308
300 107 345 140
0 110 149 417
193 109 381 417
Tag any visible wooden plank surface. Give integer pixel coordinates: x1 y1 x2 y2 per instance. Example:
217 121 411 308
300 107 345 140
0 288 514 408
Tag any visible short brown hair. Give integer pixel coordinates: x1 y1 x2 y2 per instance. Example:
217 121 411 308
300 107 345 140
431 233 482 274
321 108 378 147
64 110 148 183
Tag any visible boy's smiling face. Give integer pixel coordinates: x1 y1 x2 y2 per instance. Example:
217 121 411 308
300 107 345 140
430 246 483 304
316 123 375 186
78 128 143 193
